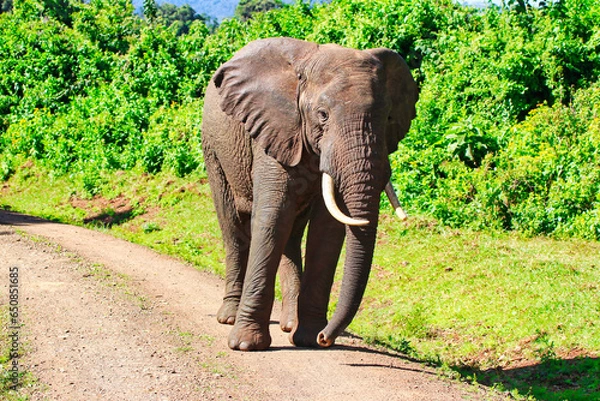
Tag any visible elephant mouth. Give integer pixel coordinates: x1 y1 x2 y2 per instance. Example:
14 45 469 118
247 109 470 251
321 173 407 226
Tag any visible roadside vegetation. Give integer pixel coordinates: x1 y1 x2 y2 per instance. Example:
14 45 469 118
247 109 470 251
1 0 599 400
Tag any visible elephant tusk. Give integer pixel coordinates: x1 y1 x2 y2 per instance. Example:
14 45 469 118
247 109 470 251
322 174 370 227
385 181 408 221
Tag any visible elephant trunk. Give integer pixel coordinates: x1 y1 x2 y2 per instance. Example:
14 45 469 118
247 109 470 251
317 172 381 347
314 114 389 347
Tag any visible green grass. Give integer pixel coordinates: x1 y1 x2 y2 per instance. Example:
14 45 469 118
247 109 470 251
358 222 600 366
1 161 599 401
352 218 600 400
0 161 226 277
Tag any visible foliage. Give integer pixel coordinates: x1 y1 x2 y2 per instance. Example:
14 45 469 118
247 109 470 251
145 1 213 36
156 3 205 36
0 0 207 179
0 0 12 13
143 0 158 22
234 0 284 22
1 0 600 240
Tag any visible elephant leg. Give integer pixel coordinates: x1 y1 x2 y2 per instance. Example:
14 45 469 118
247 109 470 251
228 153 297 351
218 215 251 325
203 146 251 325
290 194 345 347
278 208 309 332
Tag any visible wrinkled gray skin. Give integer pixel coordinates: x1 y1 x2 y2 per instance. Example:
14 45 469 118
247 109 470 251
202 37 418 351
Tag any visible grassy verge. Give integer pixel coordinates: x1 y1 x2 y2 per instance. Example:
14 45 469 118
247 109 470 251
354 220 600 400
1 161 599 401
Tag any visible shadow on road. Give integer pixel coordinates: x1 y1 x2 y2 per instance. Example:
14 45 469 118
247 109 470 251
289 328 600 400
455 356 600 401
0 208 133 228
82 207 135 227
0 209 57 226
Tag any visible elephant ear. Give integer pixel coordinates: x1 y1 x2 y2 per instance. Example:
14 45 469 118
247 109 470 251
213 37 318 166
366 48 419 154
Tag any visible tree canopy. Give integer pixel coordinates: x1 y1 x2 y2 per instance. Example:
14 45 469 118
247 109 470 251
234 0 284 21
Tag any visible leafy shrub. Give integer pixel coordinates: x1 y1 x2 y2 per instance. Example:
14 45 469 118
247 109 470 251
0 156 14 181
495 82 600 239
141 100 203 176
72 0 138 55
1 0 599 240
393 80 600 239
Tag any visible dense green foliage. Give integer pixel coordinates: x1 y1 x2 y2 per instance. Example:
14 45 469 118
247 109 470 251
144 0 215 35
1 0 599 239
234 0 284 21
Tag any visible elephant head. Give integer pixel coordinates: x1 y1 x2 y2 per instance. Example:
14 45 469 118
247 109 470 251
213 37 418 347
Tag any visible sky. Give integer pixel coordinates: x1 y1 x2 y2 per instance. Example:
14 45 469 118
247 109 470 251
132 0 507 22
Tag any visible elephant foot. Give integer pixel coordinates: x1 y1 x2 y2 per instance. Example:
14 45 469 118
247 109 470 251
217 298 239 325
289 320 328 348
279 300 297 333
279 315 295 333
228 321 271 351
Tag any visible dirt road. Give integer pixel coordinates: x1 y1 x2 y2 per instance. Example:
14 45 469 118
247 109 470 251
0 210 502 400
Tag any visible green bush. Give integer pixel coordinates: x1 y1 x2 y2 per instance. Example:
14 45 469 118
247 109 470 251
497 83 600 239
141 100 203 177
1 0 599 240
392 81 600 239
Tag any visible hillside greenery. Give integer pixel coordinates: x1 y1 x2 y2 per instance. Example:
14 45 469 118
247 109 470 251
234 0 284 21
1 0 599 240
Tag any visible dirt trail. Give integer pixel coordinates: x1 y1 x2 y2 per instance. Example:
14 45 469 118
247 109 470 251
1 210 501 400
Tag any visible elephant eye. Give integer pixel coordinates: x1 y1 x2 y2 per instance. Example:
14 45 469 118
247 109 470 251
317 109 329 124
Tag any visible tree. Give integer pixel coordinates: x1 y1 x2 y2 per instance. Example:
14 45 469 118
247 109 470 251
234 0 284 22
157 3 207 36
1 0 13 13
143 0 157 22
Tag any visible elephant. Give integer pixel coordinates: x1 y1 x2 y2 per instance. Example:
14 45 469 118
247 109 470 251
201 37 418 351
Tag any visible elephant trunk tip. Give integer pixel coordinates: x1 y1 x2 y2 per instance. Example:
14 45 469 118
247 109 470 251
317 331 335 348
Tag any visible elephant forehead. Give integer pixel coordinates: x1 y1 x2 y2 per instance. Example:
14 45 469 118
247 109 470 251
314 78 387 113
308 62 384 102
309 47 382 79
